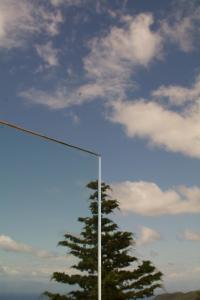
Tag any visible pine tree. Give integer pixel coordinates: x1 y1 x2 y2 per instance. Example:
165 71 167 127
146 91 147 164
44 181 162 300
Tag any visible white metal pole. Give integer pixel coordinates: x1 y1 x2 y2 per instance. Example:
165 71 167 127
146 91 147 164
98 156 102 300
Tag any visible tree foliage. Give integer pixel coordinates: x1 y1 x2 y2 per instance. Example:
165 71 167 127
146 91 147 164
44 181 162 299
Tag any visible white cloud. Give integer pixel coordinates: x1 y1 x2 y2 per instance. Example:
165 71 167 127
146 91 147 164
152 76 200 106
83 13 162 98
0 264 19 276
0 0 63 49
161 16 194 52
28 265 78 279
67 111 80 124
183 230 200 241
166 266 200 280
109 91 200 158
85 13 162 74
19 84 100 109
103 15 200 158
38 8 63 37
111 181 200 216
0 262 77 279
0 0 36 48
137 226 161 246
20 13 163 109
0 235 57 259
20 78 126 110
35 42 59 67
50 0 82 6
0 235 32 253
19 1 200 123
161 0 200 52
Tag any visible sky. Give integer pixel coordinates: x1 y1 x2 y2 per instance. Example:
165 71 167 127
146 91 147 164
0 124 98 295
0 0 200 296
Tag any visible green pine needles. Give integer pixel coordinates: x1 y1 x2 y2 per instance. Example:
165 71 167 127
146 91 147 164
44 181 162 300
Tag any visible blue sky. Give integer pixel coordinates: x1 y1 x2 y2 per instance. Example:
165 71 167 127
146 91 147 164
0 124 98 294
0 0 200 296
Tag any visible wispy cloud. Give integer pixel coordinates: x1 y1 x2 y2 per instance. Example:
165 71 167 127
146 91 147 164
19 84 100 109
38 7 63 37
20 13 163 109
66 111 80 125
0 264 19 276
152 75 200 106
182 229 200 241
35 41 60 68
0 234 57 259
20 0 200 111
50 0 82 7
0 262 78 279
18 0 200 162
161 0 200 52
137 226 161 246
111 181 200 216
166 266 200 280
0 0 63 49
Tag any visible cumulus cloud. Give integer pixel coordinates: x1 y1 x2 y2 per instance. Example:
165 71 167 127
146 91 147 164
85 13 162 74
0 235 57 259
0 235 32 253
0 0 63 49
111 181 200 216
109 90 200 158
105 11 200 159
83 13 162 97
183 230 200 241
20 13 163 109
35 41 59 67
137 227 161 246
19 0 200 151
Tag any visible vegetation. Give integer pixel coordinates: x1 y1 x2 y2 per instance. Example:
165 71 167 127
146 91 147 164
45 181 162 299
154 291 200 300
